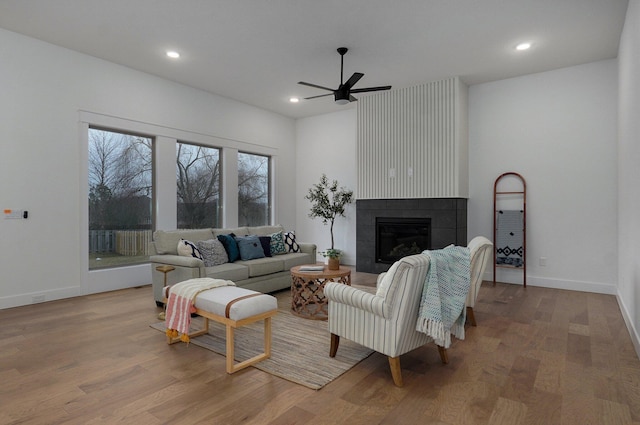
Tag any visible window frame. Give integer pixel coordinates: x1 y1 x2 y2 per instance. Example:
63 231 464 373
176 141 222 229
87 126 155 270
80 110 279 279
237 150 272 227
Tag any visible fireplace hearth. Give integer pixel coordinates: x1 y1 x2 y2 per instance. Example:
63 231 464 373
357 198 467 274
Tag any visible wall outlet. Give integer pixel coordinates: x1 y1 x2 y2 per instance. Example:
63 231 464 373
539 257 547 266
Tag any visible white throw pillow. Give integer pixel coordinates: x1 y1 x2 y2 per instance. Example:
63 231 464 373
284 231 300 253
177 239 204 260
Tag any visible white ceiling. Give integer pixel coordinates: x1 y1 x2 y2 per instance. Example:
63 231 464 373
0 0 629 119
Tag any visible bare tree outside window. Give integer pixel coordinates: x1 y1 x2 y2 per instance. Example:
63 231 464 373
177 143 221 228
238 152 270 226
88 128 153 269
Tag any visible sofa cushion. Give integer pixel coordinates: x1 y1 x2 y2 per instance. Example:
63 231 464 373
212 227 249 237
248 225 285 236
235 235 266 261
204 263 249 282
236 257 285 277
197 238 229 267
280 252 315 270
284 231 300 253
217 234 240 262
154 229 213 255
177 239 204 260
269 231 288 255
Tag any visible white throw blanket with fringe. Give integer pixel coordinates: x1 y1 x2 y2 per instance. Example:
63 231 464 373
416 246 471 349
165 277 236 339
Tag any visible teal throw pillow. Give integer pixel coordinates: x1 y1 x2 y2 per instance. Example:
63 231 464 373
217 233 240 262
269 231 287 255
235 235 266 261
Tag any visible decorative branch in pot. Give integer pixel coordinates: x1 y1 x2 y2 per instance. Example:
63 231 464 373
305 174 354 270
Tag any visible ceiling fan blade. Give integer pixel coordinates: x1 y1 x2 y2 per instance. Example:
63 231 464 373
344 72 364 89
350 85 392 94
304 93 335 100
298 81 335 91
349 95 358 102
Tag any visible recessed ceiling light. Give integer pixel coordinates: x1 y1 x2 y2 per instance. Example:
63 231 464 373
516 42 532 51
289 97 300 103
166 51 180 59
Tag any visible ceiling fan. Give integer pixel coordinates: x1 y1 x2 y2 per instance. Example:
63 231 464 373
298 47 391 105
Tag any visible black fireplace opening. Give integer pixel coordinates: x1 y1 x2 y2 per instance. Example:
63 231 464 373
375 217 431 264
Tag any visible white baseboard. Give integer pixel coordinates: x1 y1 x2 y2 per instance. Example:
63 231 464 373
87 264 151 294
0 286 82 310
616 293 640 360
525 276 618 295
484 271 617 295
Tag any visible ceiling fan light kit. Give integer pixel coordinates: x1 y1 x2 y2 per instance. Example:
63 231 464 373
298 47 391 104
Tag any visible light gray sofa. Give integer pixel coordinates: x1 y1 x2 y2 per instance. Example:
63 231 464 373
149 225 316 306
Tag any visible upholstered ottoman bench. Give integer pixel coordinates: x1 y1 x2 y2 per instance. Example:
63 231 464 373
165 283 278 374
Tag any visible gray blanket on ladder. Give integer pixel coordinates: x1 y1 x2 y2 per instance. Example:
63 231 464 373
496 209 524 267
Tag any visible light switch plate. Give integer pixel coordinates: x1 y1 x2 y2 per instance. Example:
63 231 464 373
4 209 23 219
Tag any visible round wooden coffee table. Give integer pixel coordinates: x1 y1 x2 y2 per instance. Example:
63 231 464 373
290 264 351 320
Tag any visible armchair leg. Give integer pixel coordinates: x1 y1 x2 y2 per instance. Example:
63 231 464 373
388 356 403 387
437 345 449 364
466 306 477 327
330 333 340 357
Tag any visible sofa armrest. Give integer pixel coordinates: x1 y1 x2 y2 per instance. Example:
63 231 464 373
325 282 388 319
298 242 317 258
149 254 204 268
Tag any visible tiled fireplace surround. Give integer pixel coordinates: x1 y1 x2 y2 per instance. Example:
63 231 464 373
356 198 468 274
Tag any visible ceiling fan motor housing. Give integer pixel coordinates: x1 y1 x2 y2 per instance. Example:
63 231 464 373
334 85 350 104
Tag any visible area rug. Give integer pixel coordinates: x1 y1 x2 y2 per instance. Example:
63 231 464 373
150 289 373 390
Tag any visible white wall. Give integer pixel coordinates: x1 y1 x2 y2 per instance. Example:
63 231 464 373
295 109 357 265
295 60 619 297
0 23 629 319
617 0 640 354
468 60 619 293
0 28 296 309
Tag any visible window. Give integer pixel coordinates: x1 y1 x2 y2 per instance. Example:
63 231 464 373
88 128 153 269
238 152 270 226
177 142 221 228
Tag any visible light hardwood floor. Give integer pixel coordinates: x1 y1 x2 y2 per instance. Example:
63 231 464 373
1 270 639 425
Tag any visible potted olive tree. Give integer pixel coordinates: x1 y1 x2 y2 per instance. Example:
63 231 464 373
305 174 354 270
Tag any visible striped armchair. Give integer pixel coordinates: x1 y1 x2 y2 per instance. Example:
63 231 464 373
466 236 493 326
325 254 446 387
325 236 493 387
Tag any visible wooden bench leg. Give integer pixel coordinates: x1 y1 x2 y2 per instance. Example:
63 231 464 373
226 324 235 373
166 307 276 373
225 315 274 374
264 316 272 358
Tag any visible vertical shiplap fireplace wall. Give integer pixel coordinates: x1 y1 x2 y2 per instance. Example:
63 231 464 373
356 77 469 273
